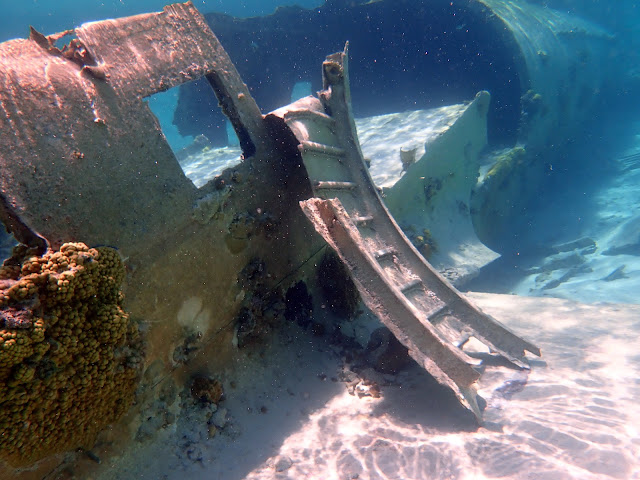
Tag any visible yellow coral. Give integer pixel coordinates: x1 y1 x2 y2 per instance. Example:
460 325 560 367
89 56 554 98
0 242 143 467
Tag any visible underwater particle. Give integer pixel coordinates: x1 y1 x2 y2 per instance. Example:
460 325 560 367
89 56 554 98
0 242 143 468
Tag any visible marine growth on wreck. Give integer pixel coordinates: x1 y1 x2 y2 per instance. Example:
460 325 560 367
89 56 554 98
0 243 142 467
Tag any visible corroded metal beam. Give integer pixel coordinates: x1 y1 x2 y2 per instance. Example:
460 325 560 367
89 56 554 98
273 45 540 419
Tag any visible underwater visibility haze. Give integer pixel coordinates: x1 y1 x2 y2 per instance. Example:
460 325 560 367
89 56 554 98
0 0 639 479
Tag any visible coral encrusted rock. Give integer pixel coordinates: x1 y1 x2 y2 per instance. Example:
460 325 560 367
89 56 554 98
0 242 143 467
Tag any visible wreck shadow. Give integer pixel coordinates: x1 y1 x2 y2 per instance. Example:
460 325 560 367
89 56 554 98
371 364 480 434
190 325 347 480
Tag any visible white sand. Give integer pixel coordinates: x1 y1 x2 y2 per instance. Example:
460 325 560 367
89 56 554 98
95 293 640 480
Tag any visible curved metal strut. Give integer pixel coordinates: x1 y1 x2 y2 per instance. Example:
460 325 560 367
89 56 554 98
272 44 540 420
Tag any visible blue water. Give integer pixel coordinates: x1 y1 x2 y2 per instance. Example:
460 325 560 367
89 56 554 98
0 0 323 43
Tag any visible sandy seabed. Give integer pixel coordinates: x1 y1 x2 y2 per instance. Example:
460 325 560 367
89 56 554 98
94 292 639 480
88 109 640 480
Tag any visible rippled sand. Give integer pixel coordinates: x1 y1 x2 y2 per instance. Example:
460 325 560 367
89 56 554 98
241 294 639 480
98 293 639 480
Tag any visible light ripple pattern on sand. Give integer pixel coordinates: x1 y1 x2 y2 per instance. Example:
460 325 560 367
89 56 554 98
93 294 639 480
356 106 468 189
243 294 639 480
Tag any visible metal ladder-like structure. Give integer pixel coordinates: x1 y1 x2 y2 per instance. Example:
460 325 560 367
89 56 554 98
269 45 540 419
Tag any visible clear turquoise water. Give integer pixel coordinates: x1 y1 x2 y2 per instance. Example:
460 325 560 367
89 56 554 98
0 0 323 43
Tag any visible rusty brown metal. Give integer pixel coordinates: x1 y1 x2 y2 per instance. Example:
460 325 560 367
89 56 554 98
74 2 269 156
0 2 267 257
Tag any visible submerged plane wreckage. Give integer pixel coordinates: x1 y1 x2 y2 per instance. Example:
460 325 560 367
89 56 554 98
0 0 619 476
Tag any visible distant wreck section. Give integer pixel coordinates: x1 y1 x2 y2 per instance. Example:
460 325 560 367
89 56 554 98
0 2 539 478
179 0 620 253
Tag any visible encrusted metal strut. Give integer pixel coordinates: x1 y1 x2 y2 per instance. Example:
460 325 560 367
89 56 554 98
270 44 541 419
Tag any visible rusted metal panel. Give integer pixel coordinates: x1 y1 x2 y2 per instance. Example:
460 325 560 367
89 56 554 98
0 2 268 256
75 2 268 154
75 3 222 98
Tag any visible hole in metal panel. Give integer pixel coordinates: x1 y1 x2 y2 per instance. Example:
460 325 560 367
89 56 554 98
146 82 242 188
